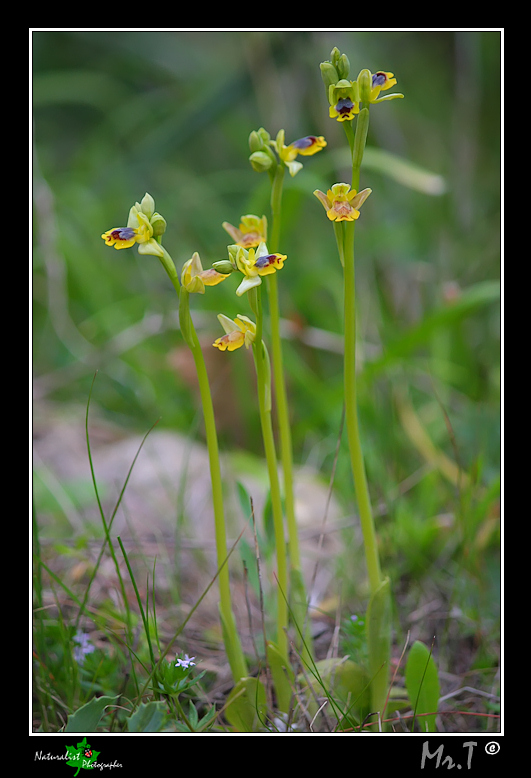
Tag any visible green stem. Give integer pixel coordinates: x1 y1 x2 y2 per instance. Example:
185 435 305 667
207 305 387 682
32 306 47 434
342 106 383 594
343 105 390 719
248 285 289 665
175 278 247 684
268 164 314 665
268 166 299 570
341 221 382 594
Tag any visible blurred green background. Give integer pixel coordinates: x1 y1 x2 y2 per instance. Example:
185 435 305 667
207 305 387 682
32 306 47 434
32 30 501 677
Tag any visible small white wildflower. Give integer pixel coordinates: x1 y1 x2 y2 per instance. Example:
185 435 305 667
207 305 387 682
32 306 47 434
175 654 196 670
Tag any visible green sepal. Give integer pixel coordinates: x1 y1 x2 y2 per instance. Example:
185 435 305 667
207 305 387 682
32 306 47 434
137 238 164 258
357 68 372 105
284 160 302 177
373 92 405 103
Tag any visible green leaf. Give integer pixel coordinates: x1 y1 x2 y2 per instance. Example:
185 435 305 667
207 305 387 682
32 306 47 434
299 657 371 726
64 695 118 733
266 640 295 713
126 701 167 732
218 604 249 684
224 677 267 732
405 640 440 732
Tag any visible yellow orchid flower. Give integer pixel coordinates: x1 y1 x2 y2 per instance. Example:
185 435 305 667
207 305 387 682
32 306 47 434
313 183 372 222
101 193 166 258
213 314 256 352
328 80 360 122
232 242 287 296
101 226 139 249
222 214 268 248
357 69 403 105
271 130 327 176
181 252 228 294
282 135 327 160
369 71 398 101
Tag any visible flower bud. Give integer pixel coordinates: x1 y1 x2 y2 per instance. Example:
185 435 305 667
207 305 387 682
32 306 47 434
320 61 339 91
330 47 350 78
227 244 240 268
330 47 341 68
249 130 264 153
150 212 166 237
358 69 372 105
140 192 155 219
212 260 235 275
337 53 350 80
249 150 274 173
248 127 270 152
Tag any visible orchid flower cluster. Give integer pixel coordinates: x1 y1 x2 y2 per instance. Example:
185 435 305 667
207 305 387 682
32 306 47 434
99 130 326 700
100 43 404 727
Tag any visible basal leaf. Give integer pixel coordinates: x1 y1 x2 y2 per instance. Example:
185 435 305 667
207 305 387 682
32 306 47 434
126 700 167 732
405 640 440 732
64 695 118 733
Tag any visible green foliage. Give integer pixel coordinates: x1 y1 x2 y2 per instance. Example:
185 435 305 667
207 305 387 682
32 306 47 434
33 30 500 733
224 677 268 732
405 640 441 732
64 697 118 733
366 577 392 716
126 701 167 733
152 658 204 697
300 656 371 730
